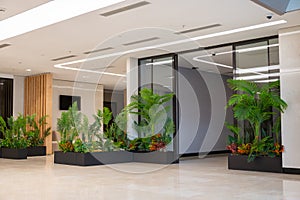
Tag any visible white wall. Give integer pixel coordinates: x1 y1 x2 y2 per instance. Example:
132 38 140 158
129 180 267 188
126 57 139 140
280 26 300 169
52 80 103 131
13 76 25 116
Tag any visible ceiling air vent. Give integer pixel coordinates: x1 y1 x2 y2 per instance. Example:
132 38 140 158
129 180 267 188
123 37 159 46
0 43 11 49
51 55 77 61
176 24 222 34
100 1 150 17
84 47 114 54
90 66 115 70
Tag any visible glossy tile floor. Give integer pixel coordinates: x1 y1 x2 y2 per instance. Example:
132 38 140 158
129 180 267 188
1 155 300 200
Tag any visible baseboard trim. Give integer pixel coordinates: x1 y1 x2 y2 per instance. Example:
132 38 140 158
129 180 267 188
283 168 300 174
180 150 230 158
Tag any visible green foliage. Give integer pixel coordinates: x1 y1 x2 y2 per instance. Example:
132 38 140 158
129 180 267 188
57 102 82 144
58 141 74 153
0 115 28 149
26 114 51 147
57 103 118 153
226 79 288 162
56 89 175 153
227 79 287 138
73 138 89 153
126 88 174 138
225 123 242 145
247 136 275 162
114 88 175 151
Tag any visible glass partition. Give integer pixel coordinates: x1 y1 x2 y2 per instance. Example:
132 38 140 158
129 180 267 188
138 54 178 162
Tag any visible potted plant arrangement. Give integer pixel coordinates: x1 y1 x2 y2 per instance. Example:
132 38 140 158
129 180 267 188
25 114 51 156
226 79 287 173
118 88 176 164
0 115 28 159
54 103 132 166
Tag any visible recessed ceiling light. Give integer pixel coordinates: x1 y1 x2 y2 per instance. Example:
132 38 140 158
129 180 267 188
123 37 160 46
84 47 114 54
145 60 173 66
0 43 11 49
26 69 32 72
51 55 77 61
0 0 125 41
100 1 150 17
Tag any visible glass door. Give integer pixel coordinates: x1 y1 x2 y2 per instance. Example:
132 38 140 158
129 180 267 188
138 54 178 162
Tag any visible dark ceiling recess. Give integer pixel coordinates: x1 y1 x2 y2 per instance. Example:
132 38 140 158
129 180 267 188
176 24 222 34
100 1 150 17
123 37 159 46
51 55 77 61
84 47 114 54
0 44 11 49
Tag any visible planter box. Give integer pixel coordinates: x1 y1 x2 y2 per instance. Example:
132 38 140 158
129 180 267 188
0 148 2 158
1 148 27 159
27 146 46 157
54 151 133 166
133 151 177 164
228 154 282 173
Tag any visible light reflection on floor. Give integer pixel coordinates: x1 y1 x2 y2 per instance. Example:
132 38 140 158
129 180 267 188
0 155 300 200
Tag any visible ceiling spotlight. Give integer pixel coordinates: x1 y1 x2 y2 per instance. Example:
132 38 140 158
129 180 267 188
26 69 32 72
266 13 273 20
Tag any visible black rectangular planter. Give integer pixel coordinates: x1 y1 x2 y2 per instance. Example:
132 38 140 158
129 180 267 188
228 154 283 173
0 148 2 158
54 151 133 166
27 146 46 157
1 148 28 159
133 151 176 164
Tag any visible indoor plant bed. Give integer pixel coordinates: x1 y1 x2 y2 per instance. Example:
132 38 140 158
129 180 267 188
54 103 135 166
0 115 29 159
132 151 176 164
27 146 46 157
228 154 282 173
123 88 177 164
54 151 133 166
226 80 287 173
2 148 27 159
26 114 50 157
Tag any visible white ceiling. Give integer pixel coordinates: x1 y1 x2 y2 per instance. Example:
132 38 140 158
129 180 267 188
0 0 300 89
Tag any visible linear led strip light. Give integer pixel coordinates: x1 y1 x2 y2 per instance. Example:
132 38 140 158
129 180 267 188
236 72 280 81
0 0 125 41
236 65 279 74
254 78 279 83
194 43 279 59
145 60 173 66
193 44 280 75
54 20 286 76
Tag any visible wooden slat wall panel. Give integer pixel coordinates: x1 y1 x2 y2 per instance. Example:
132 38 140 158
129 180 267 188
24 73 53 154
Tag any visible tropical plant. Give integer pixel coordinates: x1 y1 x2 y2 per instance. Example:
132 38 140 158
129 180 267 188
0 115 28 149
56 102 117 153
226 79 288 162
26 114 51 147
126 88 174 138
116 88 175 152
